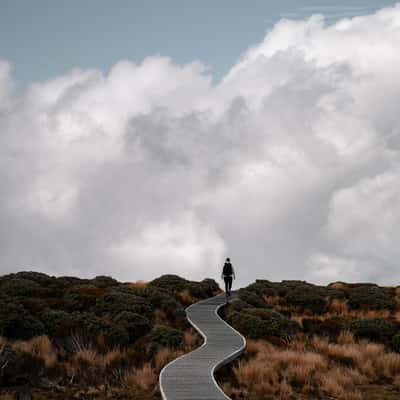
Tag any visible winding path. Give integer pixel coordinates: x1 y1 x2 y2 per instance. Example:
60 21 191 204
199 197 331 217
159 292 246 400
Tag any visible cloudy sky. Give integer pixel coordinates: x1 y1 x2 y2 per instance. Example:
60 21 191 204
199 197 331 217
1 1 400 287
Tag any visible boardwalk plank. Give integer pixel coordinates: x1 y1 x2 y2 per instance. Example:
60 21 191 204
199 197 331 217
159 292 246 400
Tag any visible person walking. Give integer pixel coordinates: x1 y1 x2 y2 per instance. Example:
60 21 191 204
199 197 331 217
221 257 235 296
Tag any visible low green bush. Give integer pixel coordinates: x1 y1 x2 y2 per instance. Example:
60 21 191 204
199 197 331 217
284 287 327 314
72 313 130 348
302 317 347 339
0 301 45 340
95 291 153 319
188 279 220 299
242 307 284 320
275 280 311 297
347 285 396 310
0 277 42 297
39 309 73 337
63 291 98 312
147 290 185 321
238 289 269 308
392 332 400 352
347 318 397 343
113 311 152 343
90 275 118 288
149 274 190 292
149 325 183 347
228 311 299 339
0 345 45 386
246 281 278 297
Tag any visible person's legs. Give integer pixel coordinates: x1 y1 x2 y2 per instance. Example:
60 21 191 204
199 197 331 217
224 276 229 295
228 276 233 295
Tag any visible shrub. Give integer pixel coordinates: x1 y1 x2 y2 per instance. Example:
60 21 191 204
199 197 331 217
247 281 278 297
392 333 400 352
149 325 183 347
284 287 327 314
67 313 130 348
90 275 118 288
63 291 98 312
13 271 56 287
146 291 185 322
302 317 347 339
56 276 89 288
0 278 42 297
188 279 220 299
228 311 299 340
113 311 152 343
238 289 269 308
95 291 153 319
149 275 190 292
275 280 311 297
0 301 45 340
21 297 49 314
242 307 285 320
0 345 45 386
39 309 73 337
347 318 397 343
347 285 396 310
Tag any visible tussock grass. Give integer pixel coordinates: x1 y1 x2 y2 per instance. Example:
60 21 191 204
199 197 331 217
184 328 200 351
128 280 148 289
153 309 169 325
222 334 400 399
123 363 157 392
177 289 198 305
2 335 57 368
154 347 184 372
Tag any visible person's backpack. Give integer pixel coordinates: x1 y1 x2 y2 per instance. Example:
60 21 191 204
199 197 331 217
223 262 233 276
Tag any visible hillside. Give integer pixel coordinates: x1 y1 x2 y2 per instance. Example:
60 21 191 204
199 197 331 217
0 272 219 399
1 273 400 399
216 280 400 399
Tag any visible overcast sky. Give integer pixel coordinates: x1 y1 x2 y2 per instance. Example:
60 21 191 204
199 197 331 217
1 2 400 287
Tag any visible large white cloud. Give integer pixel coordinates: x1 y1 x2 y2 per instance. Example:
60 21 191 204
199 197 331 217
1 4 400 286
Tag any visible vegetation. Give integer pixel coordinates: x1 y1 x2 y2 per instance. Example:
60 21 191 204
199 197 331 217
2 271 400 399
0 271 218 399
218 279 400 399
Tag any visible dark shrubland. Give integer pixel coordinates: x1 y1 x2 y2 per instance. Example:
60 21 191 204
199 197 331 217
0 271 220 399
217 279 400 400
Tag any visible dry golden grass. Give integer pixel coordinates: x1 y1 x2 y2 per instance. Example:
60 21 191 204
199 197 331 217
338 330 355 345
9 336 57 368
316 366 362 400
154 347 184 372
262 295 281 305
123 363 157 392
393 374 400 388
65 347 125 382
154 309 169 325
127 280 148 289
0 394 14 400
290 315 304 326
330 282 348 290
329 298 349 314
222 334 400 400
184 329 200 351
177 289 197 305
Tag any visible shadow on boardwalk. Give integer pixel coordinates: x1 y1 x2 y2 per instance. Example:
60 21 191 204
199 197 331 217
159 292 246 400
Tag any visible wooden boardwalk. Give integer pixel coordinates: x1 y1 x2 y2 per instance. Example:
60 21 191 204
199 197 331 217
159 292 246 400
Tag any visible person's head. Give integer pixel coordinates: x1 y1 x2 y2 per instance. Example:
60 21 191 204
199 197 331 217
226 257 230 262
